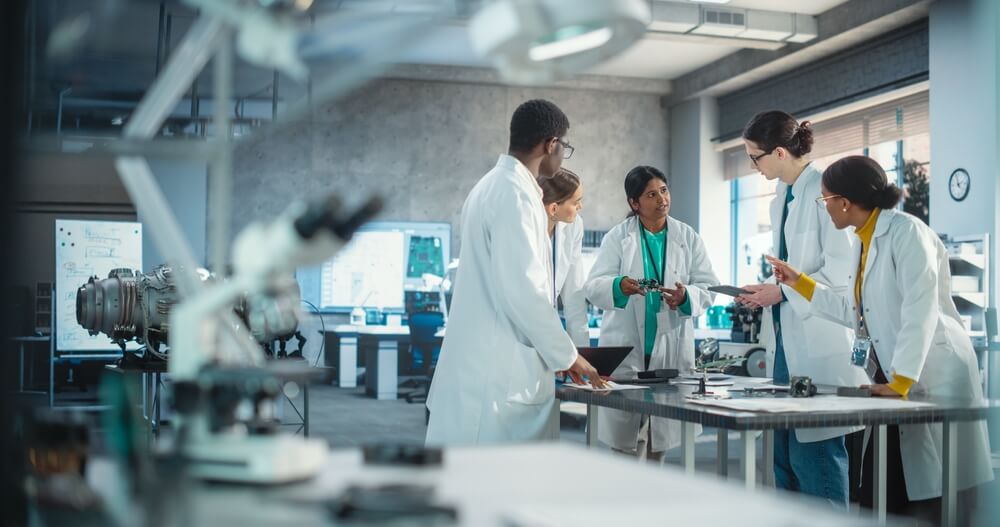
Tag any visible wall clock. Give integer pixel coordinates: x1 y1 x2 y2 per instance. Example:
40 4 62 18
949 168 970 202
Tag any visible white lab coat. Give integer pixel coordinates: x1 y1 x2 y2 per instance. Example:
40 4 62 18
554 216 590 347
764 163 869 443
426 155 578 445
808 208 993 500
584 216 719 452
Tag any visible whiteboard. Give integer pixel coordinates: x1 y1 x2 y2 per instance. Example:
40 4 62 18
55 219 143 351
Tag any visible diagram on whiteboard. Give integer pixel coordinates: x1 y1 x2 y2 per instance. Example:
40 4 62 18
55 219 143 351
320 231 405 309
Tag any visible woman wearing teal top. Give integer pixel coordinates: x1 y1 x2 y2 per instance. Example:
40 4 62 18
584 166 719 458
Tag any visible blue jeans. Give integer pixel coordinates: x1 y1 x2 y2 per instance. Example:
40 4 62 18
772 319 849 508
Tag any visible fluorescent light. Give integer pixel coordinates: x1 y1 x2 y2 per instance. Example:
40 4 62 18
529 26 614 62
469 0 651 84
689 0 731 4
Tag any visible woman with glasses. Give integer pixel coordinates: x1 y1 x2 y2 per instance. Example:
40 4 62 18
537 167 590 347
766 155 992 520
735 110 867 507
584 166 719 460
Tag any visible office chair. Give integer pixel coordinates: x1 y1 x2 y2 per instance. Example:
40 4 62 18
404 311 444 404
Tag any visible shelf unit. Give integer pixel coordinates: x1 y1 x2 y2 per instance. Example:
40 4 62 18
942 233 992 396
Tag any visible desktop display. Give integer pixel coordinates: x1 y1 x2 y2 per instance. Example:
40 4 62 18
299 221 450 312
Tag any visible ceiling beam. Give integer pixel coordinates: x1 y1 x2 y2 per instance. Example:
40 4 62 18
665 0 932 104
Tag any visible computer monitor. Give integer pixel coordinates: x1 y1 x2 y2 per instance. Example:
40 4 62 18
298 221 451 312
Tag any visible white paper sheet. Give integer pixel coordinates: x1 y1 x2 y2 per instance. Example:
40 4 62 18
562 381 650 392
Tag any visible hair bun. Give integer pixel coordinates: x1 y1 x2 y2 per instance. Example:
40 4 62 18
875 184 904 209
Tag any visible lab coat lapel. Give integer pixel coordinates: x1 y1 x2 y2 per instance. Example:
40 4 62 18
553 223 568 294
769 186 785 256
861 212 892 307
622 218 647 345
665 217 685 286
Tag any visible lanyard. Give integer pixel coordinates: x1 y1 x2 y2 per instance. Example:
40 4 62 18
855 242 870 338
854 241 889 383
638 220 667 284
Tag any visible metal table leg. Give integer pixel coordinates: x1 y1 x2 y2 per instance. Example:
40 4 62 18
873 424 887 525
941 420 958 527
717 428 729 477
763 430 775 487
19 342 25 391
586 404 599 447
680 421 696 474
739 430 756 490
303 381 310 438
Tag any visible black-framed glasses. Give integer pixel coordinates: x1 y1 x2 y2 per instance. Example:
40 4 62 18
748 147 774 167
557 138 575 160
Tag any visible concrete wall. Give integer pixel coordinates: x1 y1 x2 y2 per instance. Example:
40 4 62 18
716 20 929 140
668 97 731 288
227 78 671 253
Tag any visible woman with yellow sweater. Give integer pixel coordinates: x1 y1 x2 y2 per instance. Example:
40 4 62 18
767 155 992 516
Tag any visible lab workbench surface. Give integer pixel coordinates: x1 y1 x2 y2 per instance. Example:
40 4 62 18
558 377 1000 526
81 443 886 527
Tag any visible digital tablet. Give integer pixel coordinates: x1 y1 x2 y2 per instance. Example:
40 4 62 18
708 285 751 297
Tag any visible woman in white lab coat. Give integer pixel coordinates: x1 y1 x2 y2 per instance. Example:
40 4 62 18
584 166 719 458
537 168 590 347
737 111 867 506
767 155 992 517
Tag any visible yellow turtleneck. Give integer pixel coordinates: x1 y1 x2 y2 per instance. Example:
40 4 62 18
784 208 913 396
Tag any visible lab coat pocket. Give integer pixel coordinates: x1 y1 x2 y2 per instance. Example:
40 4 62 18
505 343 554 405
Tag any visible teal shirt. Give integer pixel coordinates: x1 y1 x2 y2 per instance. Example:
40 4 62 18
611 226 691 357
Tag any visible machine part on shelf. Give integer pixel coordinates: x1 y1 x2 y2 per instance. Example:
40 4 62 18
789 376 817 398
76 265 302 359
76 265 180 356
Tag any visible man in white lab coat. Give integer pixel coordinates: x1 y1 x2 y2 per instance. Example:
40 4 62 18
425 100 604 445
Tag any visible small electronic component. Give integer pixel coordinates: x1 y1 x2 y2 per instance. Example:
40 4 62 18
789 376 817 398
362 444 443 467
636 278 661 292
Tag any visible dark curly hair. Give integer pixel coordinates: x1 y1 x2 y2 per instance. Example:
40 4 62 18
508 99 570 153
742 110 814 158
822 155 904 210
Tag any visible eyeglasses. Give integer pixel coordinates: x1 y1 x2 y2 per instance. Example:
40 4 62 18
814 194 843 204
748 148 774 167
557 138 575 160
